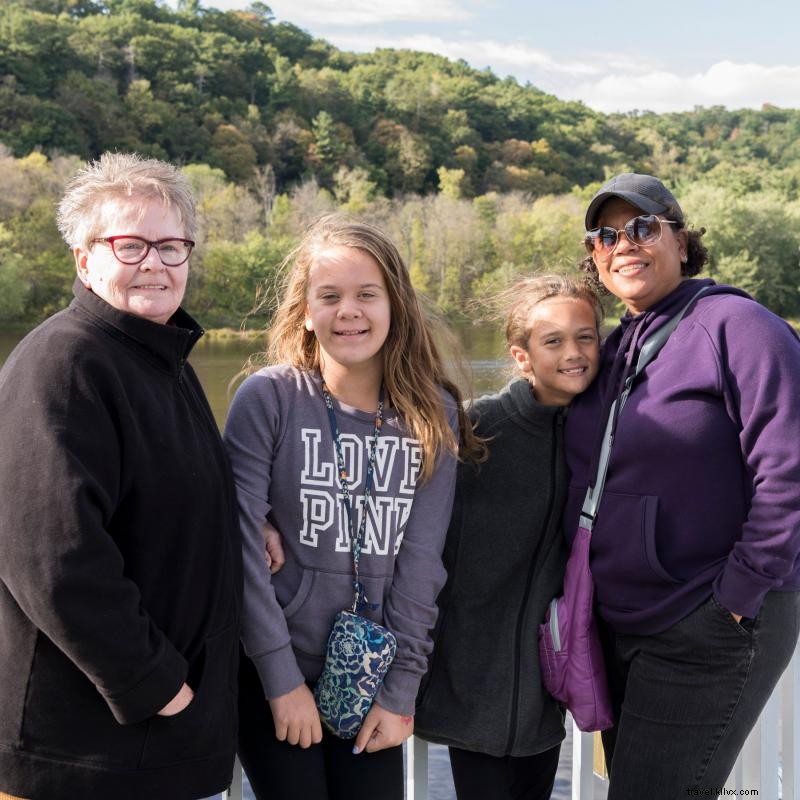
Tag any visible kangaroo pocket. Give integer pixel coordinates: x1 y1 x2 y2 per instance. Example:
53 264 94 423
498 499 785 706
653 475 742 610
588 489 682 611
282 569 390 659
21 636 147 769
139 623 237 767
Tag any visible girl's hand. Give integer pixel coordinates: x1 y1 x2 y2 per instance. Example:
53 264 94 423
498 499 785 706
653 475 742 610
353 702 414 754
269 684 323 748
263 521 286 574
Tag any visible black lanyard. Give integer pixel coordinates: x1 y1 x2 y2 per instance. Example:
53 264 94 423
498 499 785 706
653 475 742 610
321 381 385 612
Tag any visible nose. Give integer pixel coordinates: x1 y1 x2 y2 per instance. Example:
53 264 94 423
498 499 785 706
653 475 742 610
139 245 166 270
563 339 582 360
336 299 362 318
612 228 637 254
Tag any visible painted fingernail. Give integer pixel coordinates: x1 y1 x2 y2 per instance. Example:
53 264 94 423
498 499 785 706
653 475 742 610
352 745 361 754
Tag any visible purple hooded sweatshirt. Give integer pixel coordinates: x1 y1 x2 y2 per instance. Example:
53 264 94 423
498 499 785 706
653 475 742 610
564 278 800 635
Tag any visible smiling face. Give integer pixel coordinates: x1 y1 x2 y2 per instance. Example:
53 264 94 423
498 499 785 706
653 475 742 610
304 245 391 379
74 198 188 325
592 197 688 314
510 297 600 406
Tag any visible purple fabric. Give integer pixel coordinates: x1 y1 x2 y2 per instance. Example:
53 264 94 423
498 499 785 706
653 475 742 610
539 526 614 732
564 279 800 635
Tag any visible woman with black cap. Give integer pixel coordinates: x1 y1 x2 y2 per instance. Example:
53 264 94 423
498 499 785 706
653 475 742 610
564 172 800 798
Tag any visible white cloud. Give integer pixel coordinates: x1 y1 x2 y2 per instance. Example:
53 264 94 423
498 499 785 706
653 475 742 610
320 29 800 113
563 61 800 113
266 0 472 25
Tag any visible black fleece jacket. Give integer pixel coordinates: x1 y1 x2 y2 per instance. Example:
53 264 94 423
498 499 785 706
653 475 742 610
415 379 567 757
0 281 242 799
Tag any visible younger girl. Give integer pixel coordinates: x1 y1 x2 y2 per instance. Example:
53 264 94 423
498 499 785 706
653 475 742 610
224 216 481 800
415 274 603 800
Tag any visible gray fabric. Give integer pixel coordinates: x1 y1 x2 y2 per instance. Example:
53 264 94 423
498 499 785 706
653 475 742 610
224 365 458 716
415 379 568 757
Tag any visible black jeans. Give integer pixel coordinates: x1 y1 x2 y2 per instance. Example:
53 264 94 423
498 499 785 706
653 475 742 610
448 744 560 800
237 652 403 800
601 590 800 800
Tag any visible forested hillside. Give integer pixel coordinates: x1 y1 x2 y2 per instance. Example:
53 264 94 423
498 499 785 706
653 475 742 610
2 0 799 325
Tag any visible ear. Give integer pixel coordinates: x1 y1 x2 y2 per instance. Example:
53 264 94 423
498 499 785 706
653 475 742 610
509 344 532 374
676 228 689 263
73 246 91 287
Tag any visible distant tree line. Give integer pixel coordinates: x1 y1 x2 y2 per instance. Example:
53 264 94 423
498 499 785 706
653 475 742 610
1 0 799 325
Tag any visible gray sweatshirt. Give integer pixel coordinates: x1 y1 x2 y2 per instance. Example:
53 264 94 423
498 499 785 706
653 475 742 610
224 365 457 716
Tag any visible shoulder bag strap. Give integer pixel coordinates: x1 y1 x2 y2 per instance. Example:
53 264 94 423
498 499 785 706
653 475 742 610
579 285 712 530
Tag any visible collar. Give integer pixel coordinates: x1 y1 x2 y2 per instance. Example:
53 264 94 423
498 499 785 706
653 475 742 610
497 378 566 433
70 277 204 376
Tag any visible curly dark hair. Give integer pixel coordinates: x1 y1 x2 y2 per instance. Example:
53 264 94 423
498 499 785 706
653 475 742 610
579 226 709 296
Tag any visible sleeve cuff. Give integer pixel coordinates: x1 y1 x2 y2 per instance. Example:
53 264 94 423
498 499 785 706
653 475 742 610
250 643 305 699
101 643 188 725
376 666 420 716
713 559 774 619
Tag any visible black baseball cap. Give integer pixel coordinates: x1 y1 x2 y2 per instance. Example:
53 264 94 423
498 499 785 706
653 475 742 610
585 173 684 229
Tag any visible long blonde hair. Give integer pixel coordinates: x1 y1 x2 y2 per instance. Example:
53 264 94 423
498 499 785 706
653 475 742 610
264 214 484 481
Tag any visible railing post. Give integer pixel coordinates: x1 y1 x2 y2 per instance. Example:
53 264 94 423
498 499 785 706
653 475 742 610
406 736 429 800
572 721 594 800
783 640 800 800
224 758 243 800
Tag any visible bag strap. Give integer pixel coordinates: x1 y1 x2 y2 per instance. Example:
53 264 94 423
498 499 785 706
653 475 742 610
579 286 712 529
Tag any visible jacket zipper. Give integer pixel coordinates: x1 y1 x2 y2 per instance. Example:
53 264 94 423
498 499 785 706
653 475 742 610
505 412 563 753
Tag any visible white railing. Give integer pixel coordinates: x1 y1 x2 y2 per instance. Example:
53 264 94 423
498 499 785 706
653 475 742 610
224 641 800 800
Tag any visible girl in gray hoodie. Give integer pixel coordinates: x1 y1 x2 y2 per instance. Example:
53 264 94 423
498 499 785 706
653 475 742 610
224 215 483 800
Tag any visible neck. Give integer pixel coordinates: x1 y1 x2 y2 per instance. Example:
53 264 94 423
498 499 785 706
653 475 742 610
320 360 384 413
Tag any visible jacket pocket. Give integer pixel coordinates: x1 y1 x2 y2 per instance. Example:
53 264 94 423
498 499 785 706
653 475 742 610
139 624 237 767
286 570 390 659
588 490 681 609
22 636 147 769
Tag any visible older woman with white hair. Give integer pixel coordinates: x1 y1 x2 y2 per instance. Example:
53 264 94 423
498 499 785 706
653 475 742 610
0 153 242 800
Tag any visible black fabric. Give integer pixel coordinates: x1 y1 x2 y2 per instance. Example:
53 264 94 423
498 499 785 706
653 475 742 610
415 379 567 757
448 744 560 800
0 281 242 799
238 653 403 800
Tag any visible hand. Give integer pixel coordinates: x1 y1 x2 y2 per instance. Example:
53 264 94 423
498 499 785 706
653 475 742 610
263 521 286 574
353 702 414 754
268 684 322 748
157 682 194 716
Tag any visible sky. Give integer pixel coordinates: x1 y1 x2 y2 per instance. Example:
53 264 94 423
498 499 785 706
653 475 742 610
183 0 800 114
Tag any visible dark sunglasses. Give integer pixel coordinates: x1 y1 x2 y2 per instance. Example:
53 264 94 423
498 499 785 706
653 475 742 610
584 214 679 255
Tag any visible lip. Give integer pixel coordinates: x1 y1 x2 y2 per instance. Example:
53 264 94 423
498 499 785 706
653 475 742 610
613 260 649 276
558 365 589 376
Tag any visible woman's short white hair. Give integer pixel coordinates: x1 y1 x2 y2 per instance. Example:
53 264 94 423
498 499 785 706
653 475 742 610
56 152 197 249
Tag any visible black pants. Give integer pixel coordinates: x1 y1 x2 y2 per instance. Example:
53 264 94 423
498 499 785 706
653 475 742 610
448 744 560 800
601 591 800 800
237 652 403 800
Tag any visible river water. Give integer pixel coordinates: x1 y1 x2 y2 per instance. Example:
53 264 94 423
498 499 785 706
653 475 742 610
0 324 605 799
0 323 509 428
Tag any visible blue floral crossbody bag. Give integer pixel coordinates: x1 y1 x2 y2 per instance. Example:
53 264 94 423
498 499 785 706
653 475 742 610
313 382 398 739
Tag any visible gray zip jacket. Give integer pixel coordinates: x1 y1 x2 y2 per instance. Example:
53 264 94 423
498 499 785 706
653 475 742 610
416 379 567 757
224 365 457 716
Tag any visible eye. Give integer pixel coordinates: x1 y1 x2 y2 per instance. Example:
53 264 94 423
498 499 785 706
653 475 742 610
544 338 561 346
579 333 598 342
359 291 376 299
319 293 339 302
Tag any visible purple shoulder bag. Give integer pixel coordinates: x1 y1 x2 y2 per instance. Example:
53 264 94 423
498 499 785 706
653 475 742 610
538 287 710 732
